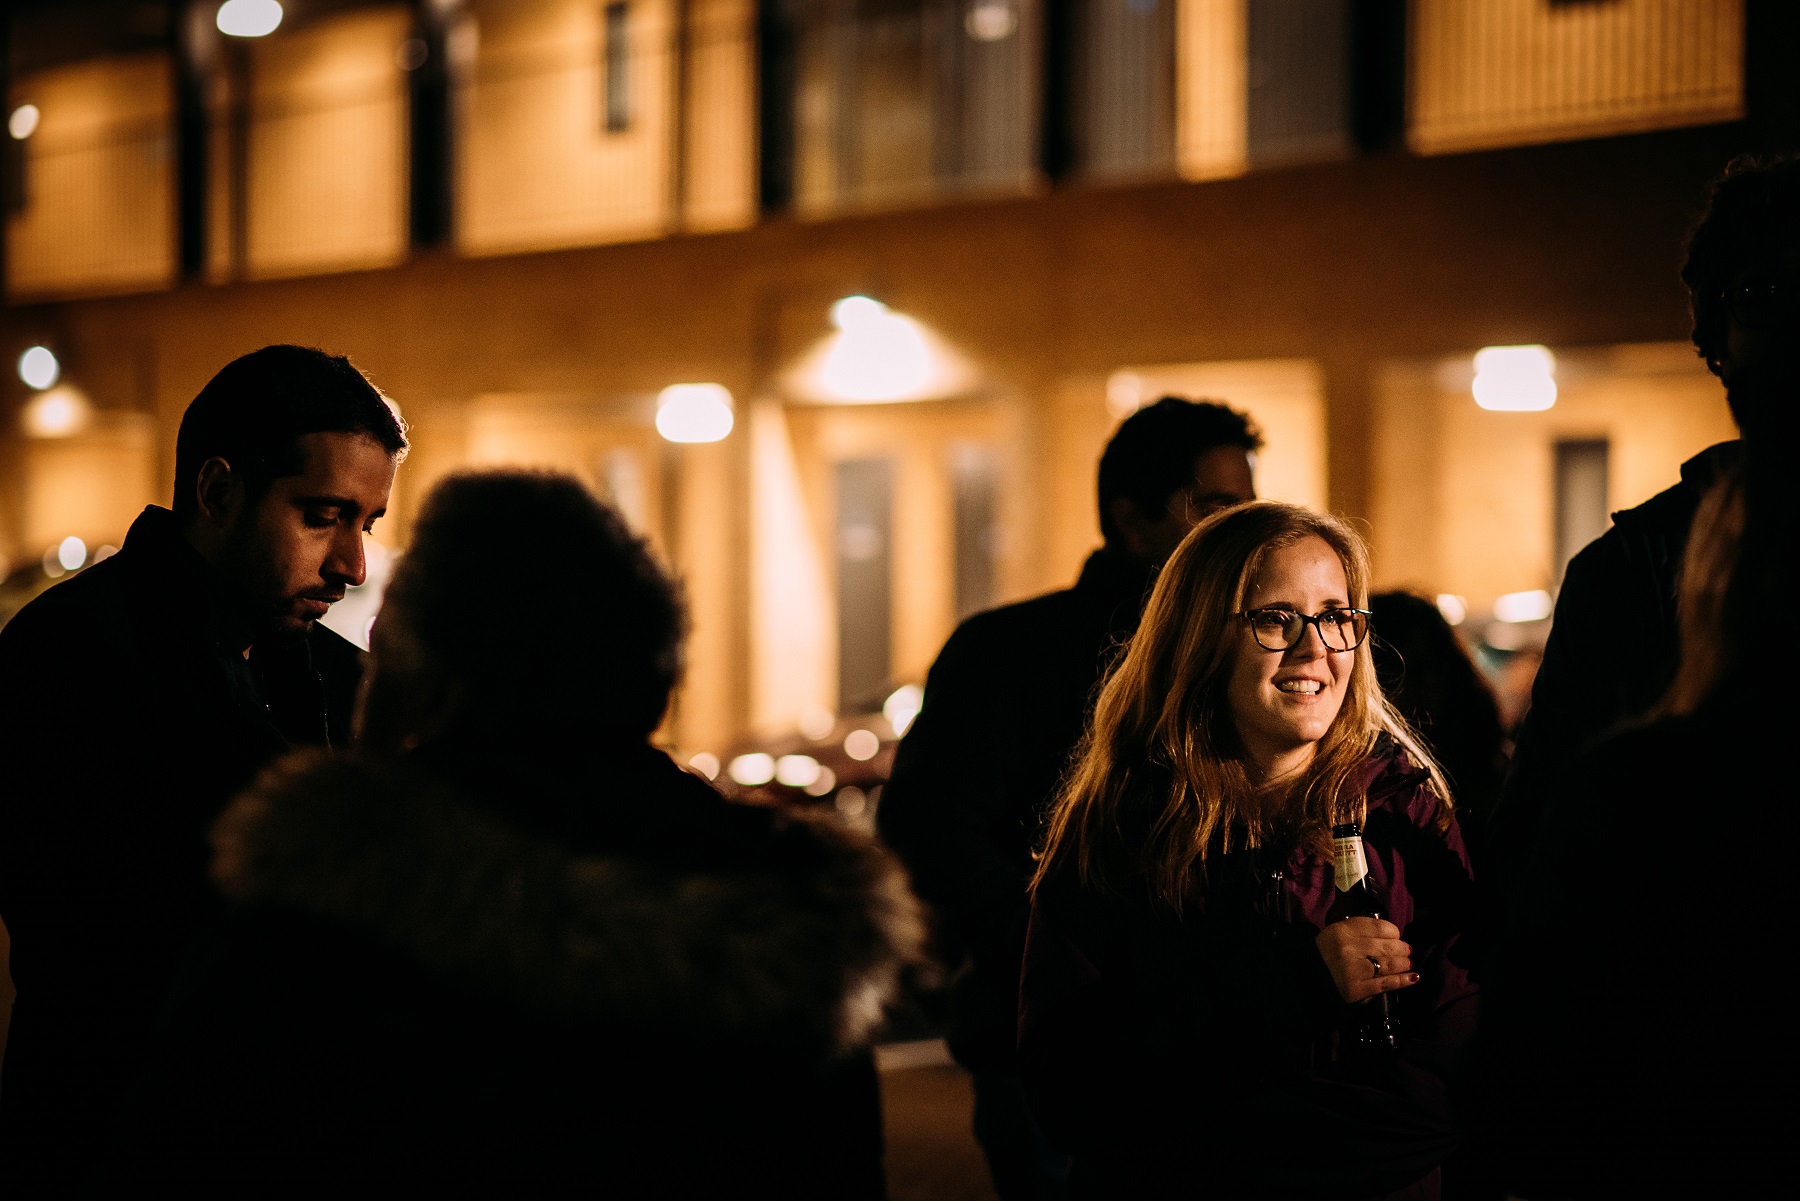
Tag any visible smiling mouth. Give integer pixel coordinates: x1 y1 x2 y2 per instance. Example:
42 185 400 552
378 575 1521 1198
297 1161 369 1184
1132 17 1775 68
1276 679 1324 695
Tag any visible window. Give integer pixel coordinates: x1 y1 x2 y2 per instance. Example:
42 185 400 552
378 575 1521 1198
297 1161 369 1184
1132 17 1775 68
604 2 631 131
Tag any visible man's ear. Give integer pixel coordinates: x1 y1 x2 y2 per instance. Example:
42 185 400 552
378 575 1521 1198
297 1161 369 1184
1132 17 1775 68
193 457 243 529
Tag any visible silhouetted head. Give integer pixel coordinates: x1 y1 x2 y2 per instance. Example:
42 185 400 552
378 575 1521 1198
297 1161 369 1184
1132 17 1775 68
1097 397 1261 565
176 345 408 640
1682 154 1800 438
360 471 685 757
1368 592 1505 809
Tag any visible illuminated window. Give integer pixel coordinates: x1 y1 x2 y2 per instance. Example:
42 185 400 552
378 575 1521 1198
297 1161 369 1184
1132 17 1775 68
604 2 631 132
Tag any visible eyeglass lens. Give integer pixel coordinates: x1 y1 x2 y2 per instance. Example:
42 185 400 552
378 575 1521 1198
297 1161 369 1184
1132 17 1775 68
1247 609 1366 652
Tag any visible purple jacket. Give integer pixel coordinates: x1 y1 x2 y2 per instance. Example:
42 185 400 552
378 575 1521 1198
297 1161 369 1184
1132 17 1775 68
1018 746 1477 1199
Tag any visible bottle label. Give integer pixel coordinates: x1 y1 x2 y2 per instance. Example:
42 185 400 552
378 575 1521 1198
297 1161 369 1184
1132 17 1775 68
1332 834 1368 892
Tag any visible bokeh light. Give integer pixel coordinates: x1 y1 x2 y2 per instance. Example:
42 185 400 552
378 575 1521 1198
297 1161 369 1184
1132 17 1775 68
216 0 284 38
9 104 40 140
655 383 734 444
57 536 87 572
687 752 720 781
1472 345 1557 412
21 385 92 438
1493 589 1553 623
883 684 923 738
844 728 880 761
775 754 822 787
728 752 776 786
19 346 60 389
1435 594 1468 626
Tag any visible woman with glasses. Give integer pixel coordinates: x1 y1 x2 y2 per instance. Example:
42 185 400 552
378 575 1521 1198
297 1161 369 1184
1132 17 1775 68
1019 501 1476 1200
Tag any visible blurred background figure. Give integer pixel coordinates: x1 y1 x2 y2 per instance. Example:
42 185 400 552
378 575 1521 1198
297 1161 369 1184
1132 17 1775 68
101 471 925 1199
0 345 404 1201
878 398 1258 1201
1488 153 1799 914
1369 591 1508 862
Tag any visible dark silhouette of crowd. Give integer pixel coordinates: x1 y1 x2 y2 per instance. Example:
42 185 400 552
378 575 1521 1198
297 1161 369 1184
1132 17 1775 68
0 153 1792 1199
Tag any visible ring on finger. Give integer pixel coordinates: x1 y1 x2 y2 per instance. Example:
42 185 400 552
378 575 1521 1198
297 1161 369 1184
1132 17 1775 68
1369 957 1382 978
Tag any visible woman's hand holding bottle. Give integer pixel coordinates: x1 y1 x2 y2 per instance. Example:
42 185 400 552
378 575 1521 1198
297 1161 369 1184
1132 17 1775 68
1315 917 1419 1005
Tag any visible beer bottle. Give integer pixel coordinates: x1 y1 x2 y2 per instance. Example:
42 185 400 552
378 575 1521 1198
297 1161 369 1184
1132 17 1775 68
1331 821 1399 1051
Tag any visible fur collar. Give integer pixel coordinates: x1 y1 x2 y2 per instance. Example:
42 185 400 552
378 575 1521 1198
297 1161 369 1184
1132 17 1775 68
211 751 925 1058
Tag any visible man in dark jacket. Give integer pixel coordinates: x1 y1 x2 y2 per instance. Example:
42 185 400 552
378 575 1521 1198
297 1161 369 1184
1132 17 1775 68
878 397 1260 1200
1486 155 1798 915
0 345 407 1196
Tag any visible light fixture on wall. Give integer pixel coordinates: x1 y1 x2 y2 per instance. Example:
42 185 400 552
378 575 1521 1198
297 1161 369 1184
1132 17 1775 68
18 345 59 389
1472 345 1557 411
8 104 39 140
820 296 933 402
655 383 734 443
21 385 93 438
216 0 284 38
1493 589 1553 623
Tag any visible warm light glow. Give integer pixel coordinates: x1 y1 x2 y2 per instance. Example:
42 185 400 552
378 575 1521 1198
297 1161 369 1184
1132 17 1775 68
655 383 734 444
1106 372 1143 419
966 0 1018 41
804 766 837 797
19 345 60 389
94 545 118 563
687 752 720 781
819 298 934 402
8 104 40 140
836 786 868 818
41 547 65 579
1493 589 1553 623
216 0 284 38
57 536 87 572
728 752 776 786
21 385 92 438
775 754 822 788
883 684 923 738
798 706 836 741
1472 345 1557 412
1435 594 1468 626
843 729 881 761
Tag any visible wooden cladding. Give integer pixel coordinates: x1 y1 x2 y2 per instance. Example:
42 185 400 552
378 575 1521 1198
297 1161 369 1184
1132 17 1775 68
1409 0 1744 155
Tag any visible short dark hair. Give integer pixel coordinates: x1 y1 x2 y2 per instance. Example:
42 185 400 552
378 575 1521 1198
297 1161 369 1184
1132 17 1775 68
1097 397 1263 543
1681 154 1800 377
173 345 408 519
391 471 686 742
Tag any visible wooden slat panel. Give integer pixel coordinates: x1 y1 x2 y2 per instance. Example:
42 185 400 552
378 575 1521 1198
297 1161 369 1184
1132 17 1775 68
1409 0 1744 156
5 54 176 301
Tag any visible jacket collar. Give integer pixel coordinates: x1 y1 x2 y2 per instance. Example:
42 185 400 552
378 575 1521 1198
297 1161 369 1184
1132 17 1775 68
119 505 267 658
1678 440 1742 493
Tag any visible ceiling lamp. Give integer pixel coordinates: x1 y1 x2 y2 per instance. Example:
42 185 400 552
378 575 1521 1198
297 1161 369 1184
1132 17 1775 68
655 383 734 443
217 0 284 38
1472 345 1557 412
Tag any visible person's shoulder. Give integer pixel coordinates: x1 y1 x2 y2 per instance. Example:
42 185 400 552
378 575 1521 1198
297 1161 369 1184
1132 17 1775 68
930 585 1083 670
1608 441 1738 540
1363 738 1449 829
0 556 131 663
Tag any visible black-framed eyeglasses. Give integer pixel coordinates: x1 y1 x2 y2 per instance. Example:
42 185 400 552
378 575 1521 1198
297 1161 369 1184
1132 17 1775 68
1723 280 1800 330
1240 607 1371 652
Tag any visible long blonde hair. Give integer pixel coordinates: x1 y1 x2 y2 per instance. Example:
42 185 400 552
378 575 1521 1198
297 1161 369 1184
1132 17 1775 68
1032 501 1449 912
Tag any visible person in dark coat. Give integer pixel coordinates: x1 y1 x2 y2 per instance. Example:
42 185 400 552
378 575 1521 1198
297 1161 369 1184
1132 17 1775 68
0 346 407 1197
1023 503 1477 1200
1469 413 1797 1197
1486 154 1797 913
101 471 926 1199
878 398 1259 1199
